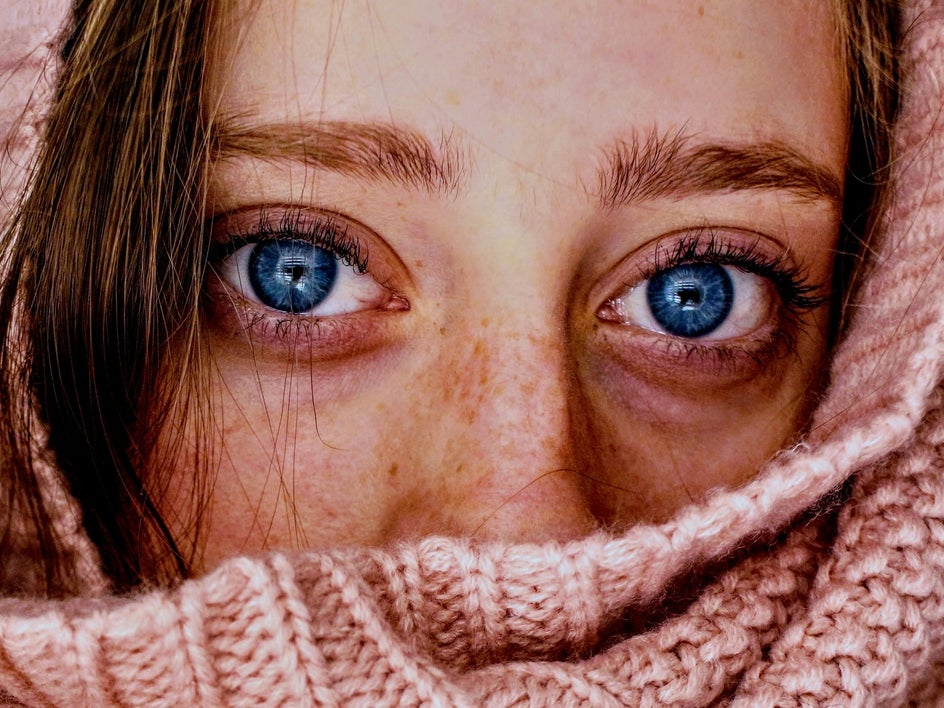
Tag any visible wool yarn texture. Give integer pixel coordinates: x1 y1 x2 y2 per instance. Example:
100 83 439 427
1 0 944 705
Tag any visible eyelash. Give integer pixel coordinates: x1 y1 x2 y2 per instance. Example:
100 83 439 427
645 229 826 314
209 209 370 274
614 229 827 368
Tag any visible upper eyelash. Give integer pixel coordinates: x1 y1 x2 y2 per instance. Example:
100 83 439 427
647 228 828 313
208 209 370 272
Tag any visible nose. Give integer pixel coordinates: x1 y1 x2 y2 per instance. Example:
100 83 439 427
386 314 597 543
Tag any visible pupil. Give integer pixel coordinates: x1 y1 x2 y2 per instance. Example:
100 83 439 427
646 263 733 338
677 288 701 308
249 239 339 313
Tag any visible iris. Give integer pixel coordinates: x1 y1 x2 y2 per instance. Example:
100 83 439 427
646 263 733 337
248 239 338 313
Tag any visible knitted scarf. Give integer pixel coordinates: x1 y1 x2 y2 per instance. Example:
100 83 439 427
1 1 943 705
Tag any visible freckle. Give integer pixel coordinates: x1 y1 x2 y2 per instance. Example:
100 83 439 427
735 50 744 60
319 505 340 521
697 5 704 16
388 463 399 478
444 90 461 106
480 317 489 327
439 326 447 335
414 259 425 268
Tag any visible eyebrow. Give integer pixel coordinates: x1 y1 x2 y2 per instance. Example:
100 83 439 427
211 119 469 195
211 119 842 208
597 128 843 209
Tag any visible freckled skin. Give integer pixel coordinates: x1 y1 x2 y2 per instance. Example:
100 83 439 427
167 0 847 571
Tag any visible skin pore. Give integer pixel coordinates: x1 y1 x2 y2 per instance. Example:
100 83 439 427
172 0 848 572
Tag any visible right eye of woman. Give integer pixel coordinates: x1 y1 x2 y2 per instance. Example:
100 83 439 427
220 238 393 316
600 261 774 341
212 210 403 318
594 230 827 367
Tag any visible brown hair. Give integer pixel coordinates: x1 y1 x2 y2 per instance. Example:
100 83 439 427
0 0 900 593
834 0 901 333
0 0 215 591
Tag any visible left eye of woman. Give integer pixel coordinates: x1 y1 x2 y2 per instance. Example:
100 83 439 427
600 262 775 340
219 238 392 316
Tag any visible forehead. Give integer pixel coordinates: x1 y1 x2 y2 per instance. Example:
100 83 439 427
209 0 846 176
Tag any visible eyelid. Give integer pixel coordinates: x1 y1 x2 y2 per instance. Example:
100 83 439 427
208 204 414 295
592 227 827 317
588 227 829 377
209 206 367 270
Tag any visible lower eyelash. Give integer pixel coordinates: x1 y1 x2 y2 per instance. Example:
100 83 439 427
671 324 796 371
592 311 799 386
211 293 371 353
267 314 356 343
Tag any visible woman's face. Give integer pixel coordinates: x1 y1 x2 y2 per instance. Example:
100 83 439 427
181 0 847 569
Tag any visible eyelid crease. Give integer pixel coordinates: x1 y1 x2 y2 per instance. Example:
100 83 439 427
597 127 843 209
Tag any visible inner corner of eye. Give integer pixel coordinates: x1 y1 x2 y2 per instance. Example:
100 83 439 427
596 295 624 322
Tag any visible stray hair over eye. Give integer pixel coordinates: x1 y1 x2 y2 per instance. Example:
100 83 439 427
206 207 408 353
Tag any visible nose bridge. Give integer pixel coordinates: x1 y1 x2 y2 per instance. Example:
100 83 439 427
445 198 577 452
457 319 573 461
399 310 595 542
383 195 597 541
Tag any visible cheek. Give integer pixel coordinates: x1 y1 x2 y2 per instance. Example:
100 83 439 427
574 311 829 523
158 342 426 570
159 299 831 566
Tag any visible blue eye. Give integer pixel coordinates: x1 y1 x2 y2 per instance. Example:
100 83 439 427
248 239 338 313
217 226 397 320
646 263 733 337
601 260 773 341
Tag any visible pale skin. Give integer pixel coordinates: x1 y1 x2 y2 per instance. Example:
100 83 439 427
167 0 848 571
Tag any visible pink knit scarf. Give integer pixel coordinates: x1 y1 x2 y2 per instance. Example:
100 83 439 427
1 1 944 705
